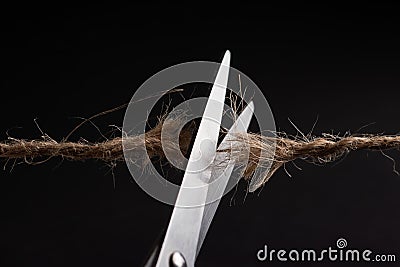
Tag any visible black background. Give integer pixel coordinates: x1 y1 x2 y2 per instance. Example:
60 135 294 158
1 3 400 267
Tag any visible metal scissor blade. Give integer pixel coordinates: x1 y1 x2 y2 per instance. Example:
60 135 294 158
184 50 231 178
196 101 254 256
155 51 230 267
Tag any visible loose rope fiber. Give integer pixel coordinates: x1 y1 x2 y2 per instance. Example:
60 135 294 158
1 116 400 189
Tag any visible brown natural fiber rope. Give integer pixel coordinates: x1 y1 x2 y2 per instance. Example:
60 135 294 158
1 117 400 189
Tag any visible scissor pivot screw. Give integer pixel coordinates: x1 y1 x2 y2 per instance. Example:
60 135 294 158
169 251 187 267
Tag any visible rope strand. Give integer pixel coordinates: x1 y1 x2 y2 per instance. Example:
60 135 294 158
1 118 399 189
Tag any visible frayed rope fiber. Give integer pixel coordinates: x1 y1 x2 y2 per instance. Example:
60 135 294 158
1 116 400 189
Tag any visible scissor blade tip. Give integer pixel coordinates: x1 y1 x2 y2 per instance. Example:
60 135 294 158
221 50 231 66
247 101 255 111
240 101 254 118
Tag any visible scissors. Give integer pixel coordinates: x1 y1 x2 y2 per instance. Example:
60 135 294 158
144 50 254 267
